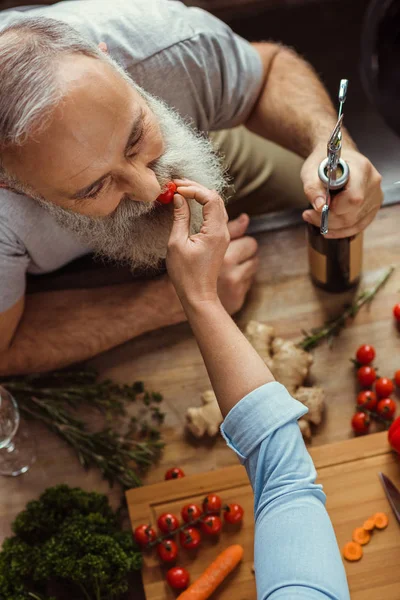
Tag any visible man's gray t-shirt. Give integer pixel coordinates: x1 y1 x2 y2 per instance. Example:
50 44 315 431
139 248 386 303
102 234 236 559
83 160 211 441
0 0 264 312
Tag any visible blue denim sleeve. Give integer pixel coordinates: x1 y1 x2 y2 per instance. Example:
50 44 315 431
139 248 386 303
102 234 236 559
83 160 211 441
220 382 350 600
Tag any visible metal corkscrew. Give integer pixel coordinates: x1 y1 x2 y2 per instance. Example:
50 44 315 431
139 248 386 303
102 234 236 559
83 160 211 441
318 79 350 235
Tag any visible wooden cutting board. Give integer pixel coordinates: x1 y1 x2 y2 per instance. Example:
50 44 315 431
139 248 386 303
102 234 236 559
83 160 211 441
126 432 400 600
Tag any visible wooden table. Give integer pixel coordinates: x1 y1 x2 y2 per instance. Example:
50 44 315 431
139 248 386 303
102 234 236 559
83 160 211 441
1 206 399 542
127 432 400 600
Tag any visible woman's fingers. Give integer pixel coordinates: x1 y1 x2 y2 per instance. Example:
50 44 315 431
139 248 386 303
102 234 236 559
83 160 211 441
176 183 228 235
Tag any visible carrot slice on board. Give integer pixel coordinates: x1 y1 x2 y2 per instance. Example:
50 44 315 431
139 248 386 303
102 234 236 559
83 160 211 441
352 527 371 545
373 512 389 529
362 518 375 531
343 541 363 562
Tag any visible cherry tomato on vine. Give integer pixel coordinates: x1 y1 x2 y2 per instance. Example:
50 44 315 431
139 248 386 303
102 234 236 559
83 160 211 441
134 524 157 547
157 182 177 204
202 494 222 514
165 467 185 480
157 513 179 534
181 503 202 523
393 303 400 322
375 377 394 399
395 370 400 387
157 539 178 563
356 390 378 412
357 366 377 388
352 412 371 435
356 345 376 365
201 514 222 536
376 398 396 420
179 527 201 550
166 567 190 591
223 503 244 524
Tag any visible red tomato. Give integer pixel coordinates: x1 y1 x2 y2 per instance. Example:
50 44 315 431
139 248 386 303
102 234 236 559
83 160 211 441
395 370 400 387
375 377 394 399
134 524 157 547
376 398 396 420
157 539 178 563
181 503 202 523
356 345 376 365
200 515 222 536
157 182 177 205
357 366 377 388
157 513 179 534
388 417 400 453
223 503 244 524
351 412 371 435
202 494 222 514
393 303 400 322
179 527 201 550
165 467 185 480
356 390 378 412
166 567 190 591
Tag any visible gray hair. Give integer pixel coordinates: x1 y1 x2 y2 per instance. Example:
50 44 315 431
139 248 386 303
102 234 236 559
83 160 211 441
0 17 121 193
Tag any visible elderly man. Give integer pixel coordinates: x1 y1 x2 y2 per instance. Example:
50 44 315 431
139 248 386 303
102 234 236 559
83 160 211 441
0 0 382 375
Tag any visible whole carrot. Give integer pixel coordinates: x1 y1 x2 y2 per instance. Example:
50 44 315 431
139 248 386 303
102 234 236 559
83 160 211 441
177 544 244 600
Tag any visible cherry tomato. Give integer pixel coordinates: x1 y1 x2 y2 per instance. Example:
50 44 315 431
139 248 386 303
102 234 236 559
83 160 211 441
165 467 185 480
395 370 400 387
181 503 202 523
179 527 202 550
375 377 394 399
157 182 177 205
202 494 222 514
157 513 179 534
357 366 377 388
356 345 376 365
356 390 378 412
351 412 371 435
200 514 222 536
393 303 400 322
388 417 400 453
166 566 190 591
223 503 244 524
157 539 178 563
376 398 396 420
134 524 157 547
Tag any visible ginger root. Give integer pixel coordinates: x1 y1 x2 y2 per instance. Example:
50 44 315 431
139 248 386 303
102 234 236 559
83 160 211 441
186 390 222 437
186 321 324 441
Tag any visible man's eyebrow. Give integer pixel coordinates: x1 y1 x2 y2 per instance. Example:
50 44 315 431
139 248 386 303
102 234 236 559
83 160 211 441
67 110 144 200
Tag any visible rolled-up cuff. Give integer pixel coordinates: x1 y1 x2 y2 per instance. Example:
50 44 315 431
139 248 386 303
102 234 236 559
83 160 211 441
220 382 308 461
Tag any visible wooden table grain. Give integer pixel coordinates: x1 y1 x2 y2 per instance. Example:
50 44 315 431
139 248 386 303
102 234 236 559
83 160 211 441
1 206 399 543
127 432 400 600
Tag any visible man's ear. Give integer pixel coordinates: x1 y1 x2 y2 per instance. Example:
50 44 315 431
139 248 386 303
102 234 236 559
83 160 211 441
98 42 108 54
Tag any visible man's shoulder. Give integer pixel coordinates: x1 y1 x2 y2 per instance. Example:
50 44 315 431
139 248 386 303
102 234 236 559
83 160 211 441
1 0 219 63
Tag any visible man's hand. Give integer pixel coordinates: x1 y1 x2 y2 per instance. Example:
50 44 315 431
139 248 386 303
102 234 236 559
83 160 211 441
217 213 259 314
301 146 383 239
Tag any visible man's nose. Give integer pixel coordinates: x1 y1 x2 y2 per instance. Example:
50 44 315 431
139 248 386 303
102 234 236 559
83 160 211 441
120 163 161 202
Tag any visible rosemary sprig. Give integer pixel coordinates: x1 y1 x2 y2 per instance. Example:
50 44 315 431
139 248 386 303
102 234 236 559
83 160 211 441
299 266 395 351
0 370 165 489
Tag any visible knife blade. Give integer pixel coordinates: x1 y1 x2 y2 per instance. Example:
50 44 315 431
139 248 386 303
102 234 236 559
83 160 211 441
379 472 400 524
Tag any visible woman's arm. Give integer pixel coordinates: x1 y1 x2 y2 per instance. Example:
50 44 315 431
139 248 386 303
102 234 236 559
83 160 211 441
166 181 350 599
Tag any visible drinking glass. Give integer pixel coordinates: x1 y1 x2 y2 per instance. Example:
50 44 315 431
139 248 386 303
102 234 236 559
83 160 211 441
0 385 36 476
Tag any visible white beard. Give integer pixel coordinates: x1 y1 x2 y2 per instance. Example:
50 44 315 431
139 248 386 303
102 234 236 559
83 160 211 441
38 82 228 271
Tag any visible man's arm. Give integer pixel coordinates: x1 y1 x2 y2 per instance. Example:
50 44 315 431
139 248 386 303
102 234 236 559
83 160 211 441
246 42 354 157
246 42 383 239
0 277 185 376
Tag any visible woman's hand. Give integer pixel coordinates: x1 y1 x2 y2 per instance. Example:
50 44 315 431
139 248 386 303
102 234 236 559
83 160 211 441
166 179 230 308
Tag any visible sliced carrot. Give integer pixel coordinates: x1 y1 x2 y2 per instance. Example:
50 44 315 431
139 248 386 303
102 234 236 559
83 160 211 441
343 541 363 562
362 518 375 532
373 512 389 530
352 527 371 545
177 544 243 600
